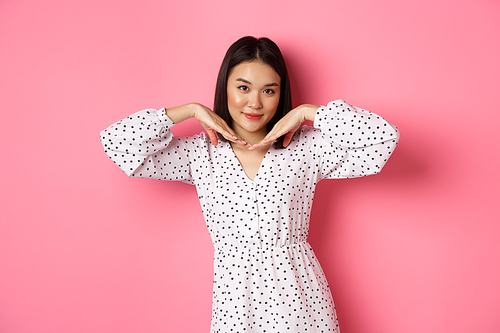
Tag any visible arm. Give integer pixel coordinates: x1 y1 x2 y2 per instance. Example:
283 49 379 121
99 107 196 182
250 104 318 149
100 103 249 182
251 100 399 178
313 100 399 179
167 103 248 146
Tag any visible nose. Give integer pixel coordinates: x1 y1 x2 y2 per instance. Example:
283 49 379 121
248 92 262 109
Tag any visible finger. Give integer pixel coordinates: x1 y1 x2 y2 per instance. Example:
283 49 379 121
250 123 299 150
218 129 239 142
212 123 251 146
208 122 240 142
249 139 274 150
199 115 238 140
251 135 281 150
201 121 233 145
217 126 238 140
249 129 282 150
283 130 295 147
255 129 283 147
218 130 248 146
207 129 219 146
235 139 251 147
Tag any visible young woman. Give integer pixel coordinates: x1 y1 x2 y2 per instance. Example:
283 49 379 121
100 36 399 332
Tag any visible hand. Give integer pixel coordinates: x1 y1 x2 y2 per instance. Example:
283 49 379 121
192 104 249 147
249 104 319 150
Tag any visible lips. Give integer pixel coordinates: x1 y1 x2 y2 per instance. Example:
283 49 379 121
243 113 263 120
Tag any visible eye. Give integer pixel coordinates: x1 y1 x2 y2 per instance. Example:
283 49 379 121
263 88 275 95
238 85 249 92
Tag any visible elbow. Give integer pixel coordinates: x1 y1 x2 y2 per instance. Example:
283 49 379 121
390 124 400 145
99 129 111 152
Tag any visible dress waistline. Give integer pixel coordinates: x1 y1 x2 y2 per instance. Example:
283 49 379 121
214 241 309 255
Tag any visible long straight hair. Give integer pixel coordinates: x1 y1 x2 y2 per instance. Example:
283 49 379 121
213 36 292 148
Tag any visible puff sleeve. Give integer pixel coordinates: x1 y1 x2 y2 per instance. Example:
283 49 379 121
312 99 399 180
99 108 207 184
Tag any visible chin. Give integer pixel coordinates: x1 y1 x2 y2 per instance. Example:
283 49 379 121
244 121 268 131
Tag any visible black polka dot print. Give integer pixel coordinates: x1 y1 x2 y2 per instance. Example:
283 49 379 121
100 100 399 332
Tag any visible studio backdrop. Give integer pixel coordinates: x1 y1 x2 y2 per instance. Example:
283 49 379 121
1 1 499 332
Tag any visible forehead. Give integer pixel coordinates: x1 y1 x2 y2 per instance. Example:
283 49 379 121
229 61 281 84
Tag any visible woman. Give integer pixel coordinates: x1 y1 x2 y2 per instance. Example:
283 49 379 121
100 36 399 332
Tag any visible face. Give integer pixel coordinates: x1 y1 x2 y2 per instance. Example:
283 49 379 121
227 61 281 141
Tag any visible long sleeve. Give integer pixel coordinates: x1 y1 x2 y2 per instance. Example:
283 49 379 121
99 108 206 184
312 99 399 180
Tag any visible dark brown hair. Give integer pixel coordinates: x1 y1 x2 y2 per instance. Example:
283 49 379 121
213 36 292 148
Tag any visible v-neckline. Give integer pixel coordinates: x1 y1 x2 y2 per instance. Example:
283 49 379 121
227 142 271 182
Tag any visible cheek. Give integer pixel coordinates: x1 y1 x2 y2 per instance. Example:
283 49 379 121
267 96 280 113
227 90 244 109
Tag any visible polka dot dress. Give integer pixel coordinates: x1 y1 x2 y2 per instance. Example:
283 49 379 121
100 100 399 332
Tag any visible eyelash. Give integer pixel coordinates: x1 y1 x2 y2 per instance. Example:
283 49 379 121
237 86 275 95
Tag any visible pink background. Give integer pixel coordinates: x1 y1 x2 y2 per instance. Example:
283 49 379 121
1 0 499 332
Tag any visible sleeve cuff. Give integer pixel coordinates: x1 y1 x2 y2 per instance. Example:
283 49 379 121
313 99 344 129
157 107 176 128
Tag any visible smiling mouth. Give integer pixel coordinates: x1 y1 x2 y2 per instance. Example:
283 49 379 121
244 113 263 120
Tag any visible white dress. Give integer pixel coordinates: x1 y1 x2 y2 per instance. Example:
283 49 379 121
100 100 399 332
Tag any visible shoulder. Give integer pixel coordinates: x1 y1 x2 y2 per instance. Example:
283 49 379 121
170 130 209 145
295 125 322 142
281 125 322 151
172 131 227 158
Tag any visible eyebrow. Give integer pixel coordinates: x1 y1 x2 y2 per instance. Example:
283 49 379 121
236 78 279 87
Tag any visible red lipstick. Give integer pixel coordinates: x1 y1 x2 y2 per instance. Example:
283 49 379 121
244 113 262 120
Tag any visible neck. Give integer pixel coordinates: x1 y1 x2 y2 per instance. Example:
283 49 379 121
233 128 267 146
